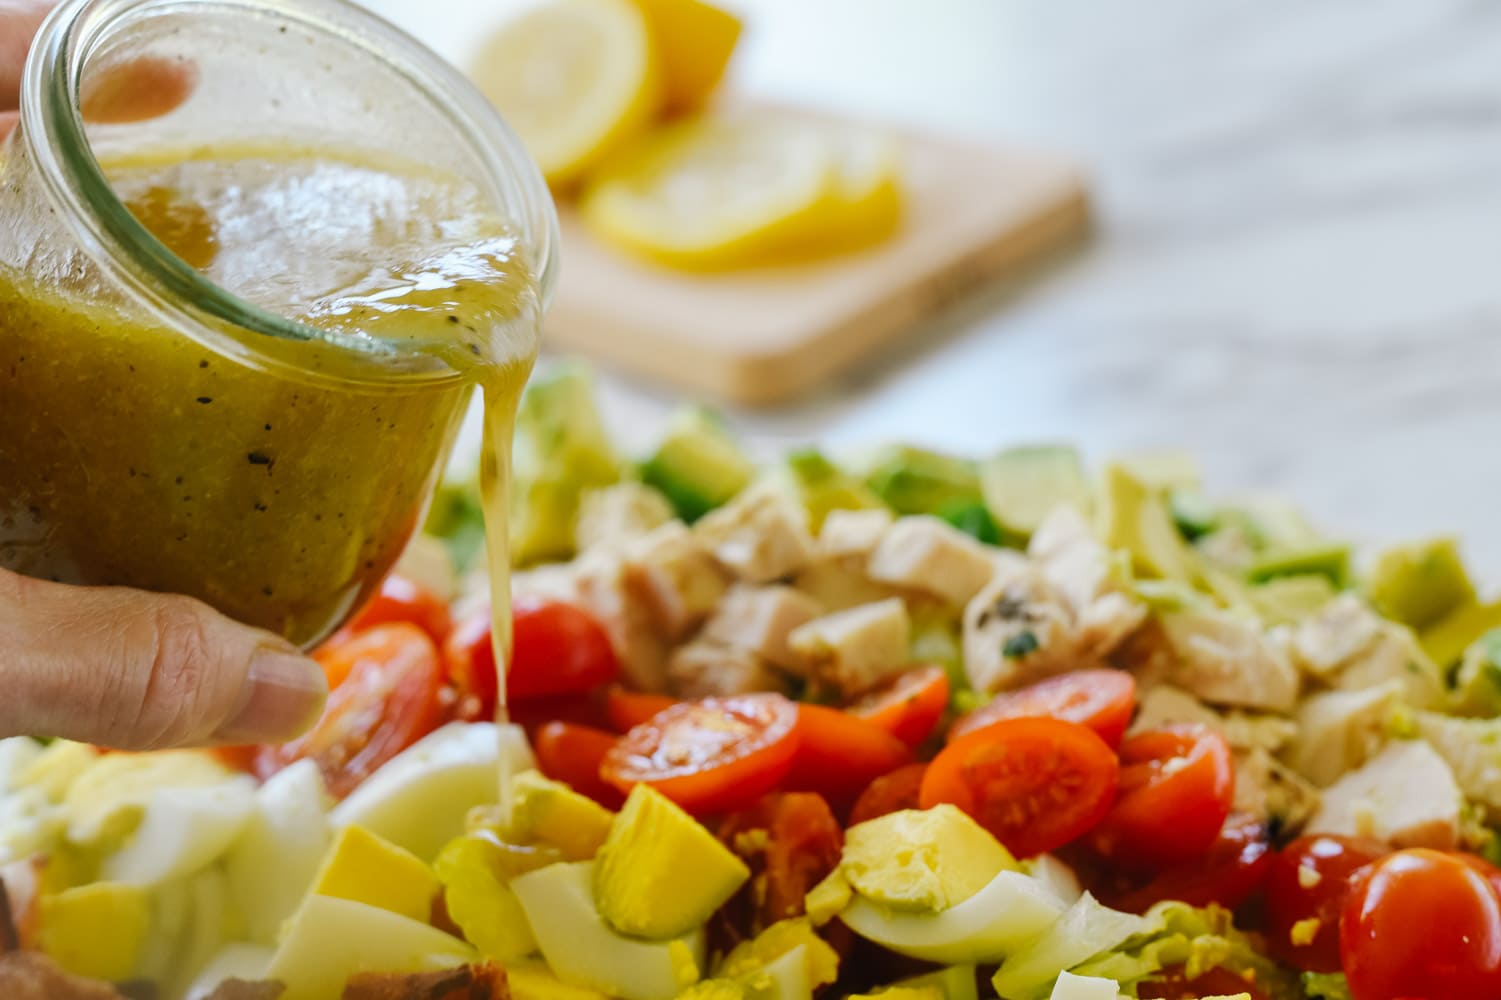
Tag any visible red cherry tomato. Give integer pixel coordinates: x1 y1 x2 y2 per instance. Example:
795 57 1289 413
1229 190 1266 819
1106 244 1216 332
950 669 1136 748
847 666 950 746
256 623 444 799
601 694 801 816
444 597 618 717
1342 848 1501 1000
1456 852 1501 899
348 573 452 643
533 721 626 809
848 763 929 827
1138 966 1271 1000
1090 724 1233 869
1107 814 1272 914
606 687 679 733
718 793 844 931
920 717 1119 858
1265 834 1390 972
784 705 914 810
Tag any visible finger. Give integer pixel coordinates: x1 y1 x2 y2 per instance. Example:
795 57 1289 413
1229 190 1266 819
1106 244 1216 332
80 55 197 124
0 569 328 750
0 1 53 110
0 110 16 139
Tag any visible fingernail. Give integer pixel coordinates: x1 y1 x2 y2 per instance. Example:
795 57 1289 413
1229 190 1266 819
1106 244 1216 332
215 645 328 744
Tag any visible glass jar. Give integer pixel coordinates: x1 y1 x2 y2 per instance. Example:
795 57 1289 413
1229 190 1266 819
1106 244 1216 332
0 0 557 647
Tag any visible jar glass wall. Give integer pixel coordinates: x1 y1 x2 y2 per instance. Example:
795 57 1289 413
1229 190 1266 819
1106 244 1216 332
0 0 556 647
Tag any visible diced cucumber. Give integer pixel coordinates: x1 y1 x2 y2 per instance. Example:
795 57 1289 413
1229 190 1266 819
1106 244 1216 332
783 449 884 531
1247 542 1350 587
1364 537 1476 630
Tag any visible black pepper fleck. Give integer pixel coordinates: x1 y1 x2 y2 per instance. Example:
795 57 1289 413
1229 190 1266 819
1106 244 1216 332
196 396 213 404
247 451 272 466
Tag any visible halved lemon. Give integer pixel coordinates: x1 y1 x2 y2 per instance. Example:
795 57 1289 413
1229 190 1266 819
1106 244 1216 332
469 0 662 188
581 115 840 270
630 0 742 113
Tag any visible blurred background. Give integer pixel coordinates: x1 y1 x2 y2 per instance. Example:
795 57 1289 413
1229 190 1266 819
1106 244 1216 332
360 0 1501 574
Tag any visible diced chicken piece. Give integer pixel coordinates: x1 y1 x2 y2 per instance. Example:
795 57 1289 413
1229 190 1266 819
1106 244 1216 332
1290 594 1384 678
1234 748 1321 835
1194 525 1258 574
1306 739 1462 850
1286 680 1404 788
575 482 675 554
622 522 730 640
702 584 824 671
818 508 895 560
963 543 1147 695
1290 594 1444 709
1129 685 1296 753
1028 507 1122 616
1157 607 1300 712
789 598 911 696
867 515 998 608
667 640 786 699
1413 712 1501 823
510 561 584 605
794 559 903 614
570 551 670 693
1332 625 1445 711
695 483 816 584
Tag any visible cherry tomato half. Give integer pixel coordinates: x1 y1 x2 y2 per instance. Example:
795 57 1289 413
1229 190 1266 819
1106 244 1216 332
1265 834 1389 973
348 573 452 643
606 687 679 733
848 763 929 827
444 597 618 717
1090 724 1233 870
784 705 914 810
719 792 844 932
1342 849 1501 1000
257 622 444 799
848 666 950 746
533 721 625 809
1107 814 1272 914
920 717 1119 858
601 694 801 816
950 669 1136 748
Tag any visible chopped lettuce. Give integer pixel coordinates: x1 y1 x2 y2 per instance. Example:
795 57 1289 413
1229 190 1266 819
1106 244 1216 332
1301 972 1352 1000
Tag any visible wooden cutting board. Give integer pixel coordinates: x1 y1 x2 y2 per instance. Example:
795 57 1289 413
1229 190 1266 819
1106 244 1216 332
544 116 1090 406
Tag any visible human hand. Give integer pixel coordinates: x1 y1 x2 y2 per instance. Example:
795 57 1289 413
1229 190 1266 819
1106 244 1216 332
0 2 328 751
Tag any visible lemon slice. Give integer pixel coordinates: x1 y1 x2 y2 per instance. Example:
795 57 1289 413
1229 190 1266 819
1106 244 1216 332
469 0 662 188
785 127 903 258
581 116 839 270
630 0 742 113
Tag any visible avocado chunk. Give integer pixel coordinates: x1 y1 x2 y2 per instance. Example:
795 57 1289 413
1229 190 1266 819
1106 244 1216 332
1095 463 1192 581
980 445 1090 540
510 364 624 566
594 785 750 939
508 769 615 860
842 806 1017 912
1168 489 1218 541
1365 537 1476 630
936 499 1003 546
1247 542 1351 587
641 406 757 523
1248 574 1337 625
783 448 884 531
863 445 982 516
1422 599 1501 669
1447 628 1501 717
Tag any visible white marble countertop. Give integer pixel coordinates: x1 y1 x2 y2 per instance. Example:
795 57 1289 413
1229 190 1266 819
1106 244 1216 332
363 0 1501 576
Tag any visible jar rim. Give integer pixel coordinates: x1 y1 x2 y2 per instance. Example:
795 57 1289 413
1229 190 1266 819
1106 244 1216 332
19 0 558 387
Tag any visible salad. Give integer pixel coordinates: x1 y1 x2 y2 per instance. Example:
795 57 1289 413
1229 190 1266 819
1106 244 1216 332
5 364 1501 1000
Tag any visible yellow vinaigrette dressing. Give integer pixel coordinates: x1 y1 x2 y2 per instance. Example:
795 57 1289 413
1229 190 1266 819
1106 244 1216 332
0 146 537 719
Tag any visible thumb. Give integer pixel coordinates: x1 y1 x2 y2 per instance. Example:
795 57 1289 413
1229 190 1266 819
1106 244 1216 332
1 1 53 110
0 569 328 750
